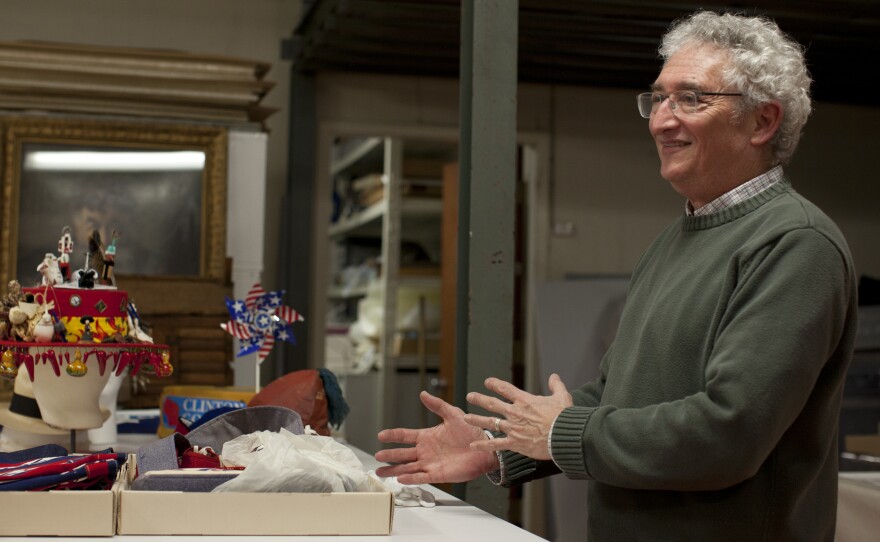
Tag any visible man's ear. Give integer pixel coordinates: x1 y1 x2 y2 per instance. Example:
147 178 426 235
751 100 783 146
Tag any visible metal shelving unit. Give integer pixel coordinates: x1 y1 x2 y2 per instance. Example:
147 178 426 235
324 135 451 452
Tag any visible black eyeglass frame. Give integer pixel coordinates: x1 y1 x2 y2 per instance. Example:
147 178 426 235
637 90 743 118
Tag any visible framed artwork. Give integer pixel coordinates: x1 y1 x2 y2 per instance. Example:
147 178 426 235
0 117 228 286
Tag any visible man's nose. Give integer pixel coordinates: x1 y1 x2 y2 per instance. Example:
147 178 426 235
657 96 680 117
650 98 679 130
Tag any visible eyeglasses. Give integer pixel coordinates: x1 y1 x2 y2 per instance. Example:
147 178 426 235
637 90 743 118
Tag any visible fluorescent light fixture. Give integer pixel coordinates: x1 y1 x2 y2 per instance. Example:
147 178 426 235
23 150 206 171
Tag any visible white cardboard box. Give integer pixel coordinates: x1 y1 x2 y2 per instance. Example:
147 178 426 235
115 455 395 536
0 472 118 537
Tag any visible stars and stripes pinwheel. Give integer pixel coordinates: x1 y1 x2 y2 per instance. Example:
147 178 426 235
220 283 305 361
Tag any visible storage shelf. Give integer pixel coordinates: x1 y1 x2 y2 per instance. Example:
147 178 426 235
331 136 383 177
327 285 370 299
323 136 456 455
328 200 387 238
398 274 441 287
328 197 442 239
401 197 442 216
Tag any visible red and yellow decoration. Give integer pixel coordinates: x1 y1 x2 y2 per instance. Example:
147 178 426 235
24 286 129 342
0 342 172 380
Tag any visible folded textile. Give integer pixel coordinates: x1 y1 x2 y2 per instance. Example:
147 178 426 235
131 469 239 492
179 445 223 469
0 444 67 464
132 435 233 492
136 432 191 476
179 405 241 434
186 405 304 451
0 450 125 491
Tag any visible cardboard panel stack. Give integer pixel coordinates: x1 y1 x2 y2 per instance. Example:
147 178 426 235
0 41 275 126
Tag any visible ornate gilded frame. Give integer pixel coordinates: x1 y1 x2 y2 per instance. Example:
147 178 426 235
0 117 228 284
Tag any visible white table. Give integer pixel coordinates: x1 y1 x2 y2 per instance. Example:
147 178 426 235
837 472 880 542
3 435 547 541
4 486 545 541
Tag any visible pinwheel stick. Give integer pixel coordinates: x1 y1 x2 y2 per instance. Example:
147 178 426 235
255 354 261 394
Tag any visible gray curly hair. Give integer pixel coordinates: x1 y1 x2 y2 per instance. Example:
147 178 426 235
659 11 812 166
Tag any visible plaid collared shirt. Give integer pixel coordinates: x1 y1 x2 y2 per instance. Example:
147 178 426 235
687 165 784 216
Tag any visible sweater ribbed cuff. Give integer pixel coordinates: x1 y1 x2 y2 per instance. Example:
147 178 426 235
483 430 505 486
550 406 594 478
482 429 538 487
498 449 539 486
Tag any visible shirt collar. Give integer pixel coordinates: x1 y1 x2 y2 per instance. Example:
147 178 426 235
686 166 784 216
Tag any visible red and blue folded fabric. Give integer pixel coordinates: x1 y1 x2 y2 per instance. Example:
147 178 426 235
0 445 125 491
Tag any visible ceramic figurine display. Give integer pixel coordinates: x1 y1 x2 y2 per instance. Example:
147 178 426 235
0 225 173 448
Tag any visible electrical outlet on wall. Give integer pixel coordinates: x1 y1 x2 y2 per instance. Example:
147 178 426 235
553 221 576 237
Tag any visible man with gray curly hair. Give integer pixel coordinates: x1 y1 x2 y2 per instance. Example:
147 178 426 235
657 10 812 166
376 10 856 540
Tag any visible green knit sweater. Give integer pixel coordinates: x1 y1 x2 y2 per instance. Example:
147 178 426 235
503 181 858 541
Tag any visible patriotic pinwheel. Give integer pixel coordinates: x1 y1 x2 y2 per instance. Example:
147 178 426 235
220 283 305 361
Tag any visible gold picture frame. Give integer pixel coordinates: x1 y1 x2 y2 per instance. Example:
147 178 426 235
0 117 228 285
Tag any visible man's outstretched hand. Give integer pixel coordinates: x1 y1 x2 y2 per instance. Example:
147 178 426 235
375 391 499 485
464 374 573 460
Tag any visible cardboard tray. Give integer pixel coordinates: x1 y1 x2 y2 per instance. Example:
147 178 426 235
0 467 119 537
115 455 395 536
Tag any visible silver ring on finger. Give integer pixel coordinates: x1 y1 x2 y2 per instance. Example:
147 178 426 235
493 417 502 432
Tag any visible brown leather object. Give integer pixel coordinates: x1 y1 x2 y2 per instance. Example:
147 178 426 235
247 370 330 436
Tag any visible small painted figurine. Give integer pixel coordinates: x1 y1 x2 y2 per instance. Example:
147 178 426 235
0 349 16 379
126 302 153 343
66 349 87 377
37 253 63 286
80 315 95 343
8 306 30 341
102 230 118 286
57 226 73 281
87 230 105 281
2 280 26 311
33 312 55 342
77 268 97 289
74 250 98 289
